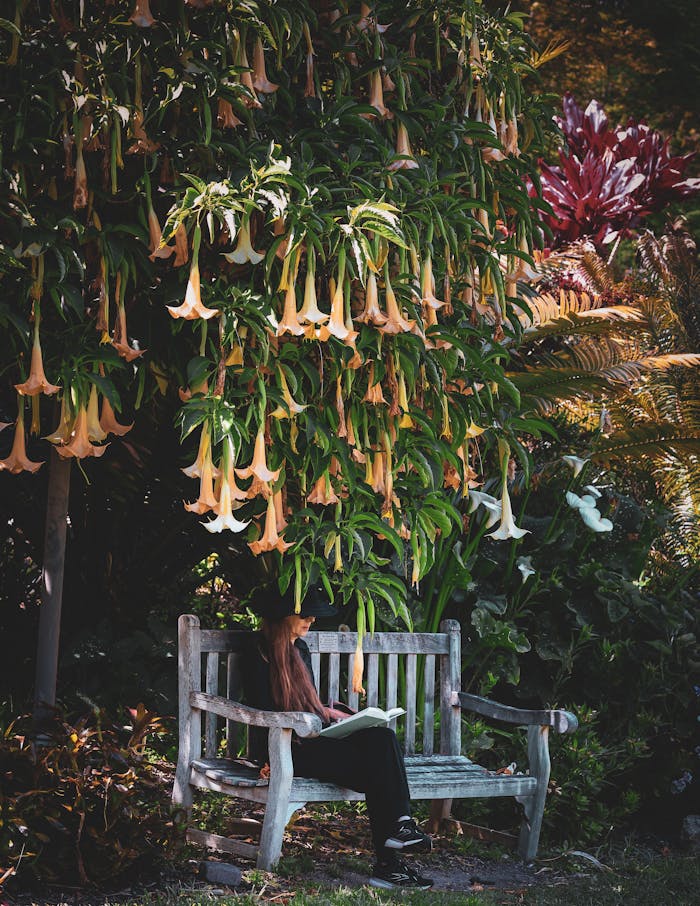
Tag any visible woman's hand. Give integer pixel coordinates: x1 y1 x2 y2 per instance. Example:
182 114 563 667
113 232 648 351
327 707 351 722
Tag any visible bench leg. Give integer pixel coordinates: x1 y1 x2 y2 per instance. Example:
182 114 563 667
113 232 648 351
172 760 194 814
517 725 550 861
257 728 294 870
428 798 452 833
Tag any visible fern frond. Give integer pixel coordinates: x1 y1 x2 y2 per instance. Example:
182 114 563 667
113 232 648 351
575 249 615 294
590 425 700 464
518 308 646 344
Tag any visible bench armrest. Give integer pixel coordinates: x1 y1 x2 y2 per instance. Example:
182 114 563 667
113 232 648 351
452 691 578 734
190 691 322 737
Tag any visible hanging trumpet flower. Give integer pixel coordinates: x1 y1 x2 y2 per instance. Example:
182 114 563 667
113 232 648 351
129 0 156 28
15 305 60 396
184 441 219 514
356 270 387 326
216 97 243 130
99 394 133 437
364 69 392 119
167 225 220 319
223 217 264 265
388 122 419 170
235 427 281 483
379 264 415 334
308 471 340 506
252 37 278 94
487 439 529 540
303 22 315 98
319 250 351 341
86 385 108 442
297 247 329 326
55 403 108 459
0 398 44 473
249 493 292 553
173 223 190 268
271 368 306 418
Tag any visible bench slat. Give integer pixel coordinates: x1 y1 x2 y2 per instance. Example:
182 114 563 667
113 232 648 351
386 653 398 730
311 652 321 691
205 652 219 758
367 653 379 707
328 652 340 704
405 654 417 755
226 653 241 757
423 655 435 756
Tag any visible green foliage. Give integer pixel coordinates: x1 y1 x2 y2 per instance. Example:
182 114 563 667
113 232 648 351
0 704 174 887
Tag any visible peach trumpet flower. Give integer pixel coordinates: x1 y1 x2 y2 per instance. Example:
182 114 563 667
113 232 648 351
147 205 174 261
203 474 250 534
15 319 60 396
356 271 387 326
298 250 329 325
86 385 108 442
185 445 219 514
276 281 305 337
388 122 419 171
379 268 414 334
248 494 292 554
182 427 217 479
112 298 146 362
217 98 243 130
303 23 315 98
307 471 340 506
420 254 444 310
271 369 306 418
486 440 529 541
173 224 189 268
506 235 541 283
100 395 133 437
252 37 278 94
44 394 75 444
318 253 351 341
364 70 392 119
167 226 220 320
56 404 108 459
73 144 88 211
397 372 414 428
222 218 264 266
362 363 387 405
237 40 263 109
235 428 281 483
129 0 156 27
0 402 44 474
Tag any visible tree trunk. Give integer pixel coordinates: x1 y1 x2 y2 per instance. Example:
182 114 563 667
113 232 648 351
33 449 71 730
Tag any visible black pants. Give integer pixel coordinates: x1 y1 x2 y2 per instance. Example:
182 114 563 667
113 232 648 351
291 727 411 859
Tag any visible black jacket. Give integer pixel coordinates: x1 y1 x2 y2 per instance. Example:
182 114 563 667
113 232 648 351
241 631 315 763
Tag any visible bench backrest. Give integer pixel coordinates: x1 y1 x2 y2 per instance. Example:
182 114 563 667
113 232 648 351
179 616 461 760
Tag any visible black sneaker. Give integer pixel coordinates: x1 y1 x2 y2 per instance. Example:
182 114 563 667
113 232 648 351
370 857 433 890
383 818 432 852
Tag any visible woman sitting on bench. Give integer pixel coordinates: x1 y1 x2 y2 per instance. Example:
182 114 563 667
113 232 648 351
242 584 434 890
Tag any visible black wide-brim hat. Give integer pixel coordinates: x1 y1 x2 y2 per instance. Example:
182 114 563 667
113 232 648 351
250 583 337 620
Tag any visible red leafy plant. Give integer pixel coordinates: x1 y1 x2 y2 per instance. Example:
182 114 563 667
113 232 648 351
537 93 700 247
0 706 173 888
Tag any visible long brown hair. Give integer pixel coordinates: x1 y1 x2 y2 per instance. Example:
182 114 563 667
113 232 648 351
262 617 331 721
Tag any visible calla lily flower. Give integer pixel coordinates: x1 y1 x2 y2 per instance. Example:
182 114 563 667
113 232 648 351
147 205 174 261
129 0 156 27
467 490 502 529
578 506 613 533
563 454 589 477
584 485 602 499
307 472 340 506
0 403 44 474
517 556 536 583
56 405 108 459
271 369 306 418
100 395 133 437
223 219 264 265
15 321 60 396
363 363 387 405
86 385 108 442
252 37 278 94
173 223 189 267
487 440 530 540
566 491 597 510
203 476 250 534
167 227 220 320
216 98 243 130
388 123 419 170
356 271 387 326
235 428 281 483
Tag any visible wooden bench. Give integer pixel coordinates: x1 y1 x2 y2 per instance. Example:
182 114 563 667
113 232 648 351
172 614 577 869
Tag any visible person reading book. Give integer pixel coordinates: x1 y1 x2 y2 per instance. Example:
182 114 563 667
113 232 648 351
241 584 433 890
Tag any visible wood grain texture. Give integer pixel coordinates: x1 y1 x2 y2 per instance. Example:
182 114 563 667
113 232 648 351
190 691 322 736
172 614 201 812
258 727 294 869
186 827 258 860
455 692 579 733
205 652 219 758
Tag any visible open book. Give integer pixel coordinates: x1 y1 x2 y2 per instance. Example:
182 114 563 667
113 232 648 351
320 706 406 739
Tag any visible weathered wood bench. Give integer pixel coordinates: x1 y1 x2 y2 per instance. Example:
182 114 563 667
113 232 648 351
172 614 577 869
